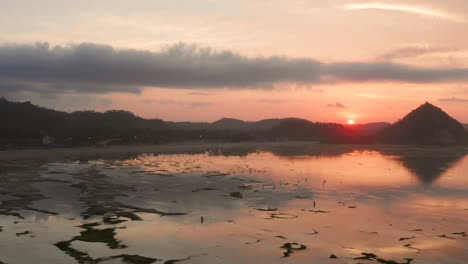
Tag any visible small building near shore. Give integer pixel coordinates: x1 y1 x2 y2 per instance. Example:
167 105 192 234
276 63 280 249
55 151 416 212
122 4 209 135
42 135 53 145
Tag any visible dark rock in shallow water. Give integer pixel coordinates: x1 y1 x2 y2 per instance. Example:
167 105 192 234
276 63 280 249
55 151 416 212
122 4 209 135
280 242 307 257
55 224 160 263
164 257 191 264
108 254 159 264
229 191 243 198
15 231 31 237
354 252 414 264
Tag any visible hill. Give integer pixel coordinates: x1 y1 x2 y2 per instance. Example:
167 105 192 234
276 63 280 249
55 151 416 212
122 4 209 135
267 119 379 143
169 117 292 131
0 98 69 146
0 98 169 147
3 98 463 147
354 122 390 135
377 102 468 145
0 98 257 147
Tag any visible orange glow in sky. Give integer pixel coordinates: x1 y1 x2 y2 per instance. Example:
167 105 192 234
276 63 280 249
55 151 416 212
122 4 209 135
0 1 467 123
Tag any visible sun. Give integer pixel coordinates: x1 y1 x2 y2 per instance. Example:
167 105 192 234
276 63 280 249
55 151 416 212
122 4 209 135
347 119 355 125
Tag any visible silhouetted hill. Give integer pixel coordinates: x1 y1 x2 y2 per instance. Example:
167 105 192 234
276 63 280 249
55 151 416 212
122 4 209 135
0 98 262 147
464 124 468 131
0 98 169 147
212 117 301 131
169 117 293 131
377 102 468 145
67 110 167 143
170 118 389 137
0 98 68 140
211 118 246 129
267 118 375 143
3 98 463 147
354 122 390 135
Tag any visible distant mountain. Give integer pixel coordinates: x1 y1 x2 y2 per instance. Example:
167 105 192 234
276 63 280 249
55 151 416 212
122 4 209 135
211 118 246 129
169 117 293 131
267 118 375 143
354 122 390 135
2 98 463 147
212 117 302 131
377 102 468 145
464 124 468 131
171 118 390 136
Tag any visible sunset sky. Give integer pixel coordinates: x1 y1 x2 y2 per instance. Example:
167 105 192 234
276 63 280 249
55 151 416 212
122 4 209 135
1 0 468 123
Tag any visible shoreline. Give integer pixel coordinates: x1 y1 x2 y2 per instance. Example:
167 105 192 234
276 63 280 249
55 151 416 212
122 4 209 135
0 141 466 162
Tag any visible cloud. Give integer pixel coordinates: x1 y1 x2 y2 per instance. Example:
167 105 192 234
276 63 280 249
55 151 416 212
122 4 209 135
1 42 468 97
438 97 468 103
354 93 391 98
143 99 181 105
188 91 215 96
326 102 347 108
324 62 468 83
257 99 284 104
142 98 212 107
188 102 213 107
343 2 466 23
377 45 458 61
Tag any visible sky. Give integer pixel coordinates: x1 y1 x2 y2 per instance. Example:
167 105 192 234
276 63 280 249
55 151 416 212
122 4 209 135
1 0 467 123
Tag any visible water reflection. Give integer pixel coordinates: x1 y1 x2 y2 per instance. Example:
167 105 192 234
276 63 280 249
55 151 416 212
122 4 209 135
390 150 466 186
206 144 467 187
0 144 467 264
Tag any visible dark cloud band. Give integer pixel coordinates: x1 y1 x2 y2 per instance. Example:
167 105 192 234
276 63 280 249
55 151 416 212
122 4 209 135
0 42 467 95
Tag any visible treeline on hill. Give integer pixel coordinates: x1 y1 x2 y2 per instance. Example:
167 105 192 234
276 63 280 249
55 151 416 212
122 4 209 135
267 118 379 143
0 99 252 147
1 98 467 148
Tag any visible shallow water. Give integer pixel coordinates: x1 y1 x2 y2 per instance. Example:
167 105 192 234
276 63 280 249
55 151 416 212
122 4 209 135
0 144 467 264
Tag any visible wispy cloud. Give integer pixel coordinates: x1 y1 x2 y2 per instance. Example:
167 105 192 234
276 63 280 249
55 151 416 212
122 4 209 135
142 99 213 108
439 97 468 103
257 99 284 104
343 2 465 23
189 102 213 107
153 99 177 105
354 93 391 98
377 45 458 61
188 91 215 96
326 102 347 108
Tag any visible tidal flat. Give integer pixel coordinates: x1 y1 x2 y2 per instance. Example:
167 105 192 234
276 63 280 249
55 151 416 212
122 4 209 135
0 142 467 264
